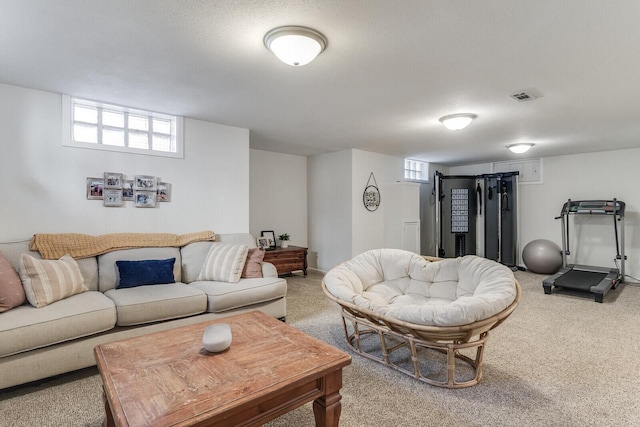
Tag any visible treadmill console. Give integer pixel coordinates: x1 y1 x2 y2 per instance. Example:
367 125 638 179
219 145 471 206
561 200 625 216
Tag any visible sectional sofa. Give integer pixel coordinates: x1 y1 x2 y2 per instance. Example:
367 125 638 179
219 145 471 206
0 233 287 390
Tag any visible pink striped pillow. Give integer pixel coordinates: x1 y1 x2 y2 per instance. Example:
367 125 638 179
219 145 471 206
198 244 249 283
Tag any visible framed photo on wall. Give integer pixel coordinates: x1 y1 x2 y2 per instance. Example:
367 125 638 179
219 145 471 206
104 172 123 189
122 180 134 201
134 190 157 208
134 175 157 191
103 189 123 207
260 230 277 250
86 177 104 200
156 182 171 202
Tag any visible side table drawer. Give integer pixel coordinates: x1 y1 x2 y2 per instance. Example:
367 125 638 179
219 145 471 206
263 246 308 276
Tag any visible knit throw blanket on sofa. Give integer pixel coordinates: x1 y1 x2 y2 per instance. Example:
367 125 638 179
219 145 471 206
30 230 216 259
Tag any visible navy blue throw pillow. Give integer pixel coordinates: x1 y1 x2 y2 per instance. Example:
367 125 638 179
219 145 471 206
116 258 176 289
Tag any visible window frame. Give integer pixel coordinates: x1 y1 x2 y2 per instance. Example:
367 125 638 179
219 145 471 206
62 95 184 158
404 159 429 182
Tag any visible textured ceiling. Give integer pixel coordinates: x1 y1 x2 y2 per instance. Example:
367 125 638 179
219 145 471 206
2 0 640 165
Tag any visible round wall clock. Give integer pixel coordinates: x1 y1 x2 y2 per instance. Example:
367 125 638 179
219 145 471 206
363 172 381 212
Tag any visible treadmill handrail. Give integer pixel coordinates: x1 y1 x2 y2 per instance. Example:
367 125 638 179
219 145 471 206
560 199 625 216
555 198 625 282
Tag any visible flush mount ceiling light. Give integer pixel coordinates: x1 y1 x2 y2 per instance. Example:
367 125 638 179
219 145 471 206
264 26 327 66
508 143 534 154
439 113 477 130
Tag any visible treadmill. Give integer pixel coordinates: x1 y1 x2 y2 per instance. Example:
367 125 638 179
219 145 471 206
543 199 625 303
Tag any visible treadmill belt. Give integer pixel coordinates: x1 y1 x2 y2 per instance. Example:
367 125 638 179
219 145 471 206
554 270 607 292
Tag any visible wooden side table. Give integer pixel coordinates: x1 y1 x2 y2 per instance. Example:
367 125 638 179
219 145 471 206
263 245 308 276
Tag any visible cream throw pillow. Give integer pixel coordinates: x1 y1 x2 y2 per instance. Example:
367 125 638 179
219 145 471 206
19 253 88 308
198 244 249 283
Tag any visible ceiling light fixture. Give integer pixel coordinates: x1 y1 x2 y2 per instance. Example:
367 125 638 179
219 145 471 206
264 26 327 66
439 113 477 130
507 143 534 154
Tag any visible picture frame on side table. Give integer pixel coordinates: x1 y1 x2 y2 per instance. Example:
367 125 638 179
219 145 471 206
134 175 157 191
156 182 171 202
134 190 157 208
104 172 123 189
86 177 104 200
260 230 277 250
122 180 134 201
103 189 123 207
257 237 270 249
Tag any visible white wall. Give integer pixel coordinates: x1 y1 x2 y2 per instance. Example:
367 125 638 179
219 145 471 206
0 83 250 241
451 149 640 279
249 149 307 247
351 150 403 256
308 149 405 272
308 150 352 272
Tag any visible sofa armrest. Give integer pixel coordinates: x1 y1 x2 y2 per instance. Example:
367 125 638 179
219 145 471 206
261 262 279 278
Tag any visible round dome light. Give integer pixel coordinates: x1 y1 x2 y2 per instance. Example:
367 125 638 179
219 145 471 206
264 26 327 66
508 143 534 154
439 113 477 130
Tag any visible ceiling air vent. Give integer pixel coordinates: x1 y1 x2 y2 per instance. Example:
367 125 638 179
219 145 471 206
509 89 541 102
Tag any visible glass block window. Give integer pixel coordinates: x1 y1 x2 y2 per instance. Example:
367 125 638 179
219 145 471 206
404 159 429 181
63 96 183 158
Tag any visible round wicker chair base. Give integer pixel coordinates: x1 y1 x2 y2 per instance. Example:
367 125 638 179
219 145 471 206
340 308 489 388
322 257 521 388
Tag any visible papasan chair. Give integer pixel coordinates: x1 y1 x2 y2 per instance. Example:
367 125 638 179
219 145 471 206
322 249 521 388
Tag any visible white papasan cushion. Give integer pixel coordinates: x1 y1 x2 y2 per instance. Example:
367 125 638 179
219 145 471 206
324 249 517 327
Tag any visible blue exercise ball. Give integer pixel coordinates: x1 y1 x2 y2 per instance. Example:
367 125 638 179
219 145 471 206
522 239 562 274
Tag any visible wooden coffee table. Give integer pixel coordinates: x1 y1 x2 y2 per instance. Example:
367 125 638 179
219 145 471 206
94 311 351 426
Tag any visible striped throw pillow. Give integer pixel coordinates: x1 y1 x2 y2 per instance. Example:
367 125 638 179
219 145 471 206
19 254 88 308
198 244 249 283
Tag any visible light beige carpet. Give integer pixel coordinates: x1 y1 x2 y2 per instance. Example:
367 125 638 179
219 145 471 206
1 269 639 426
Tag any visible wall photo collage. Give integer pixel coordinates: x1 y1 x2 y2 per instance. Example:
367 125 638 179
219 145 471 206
86 173 172 208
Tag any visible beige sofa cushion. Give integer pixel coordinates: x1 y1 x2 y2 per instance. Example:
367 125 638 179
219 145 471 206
104 283 207 326
180 241 213 283
0 291 116 357
190 276 287 313
0 240 99 292
98 247 182 292
19 254 88 308
76 257 99 292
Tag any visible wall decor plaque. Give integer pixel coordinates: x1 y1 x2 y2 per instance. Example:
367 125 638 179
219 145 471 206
363 172 381 212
